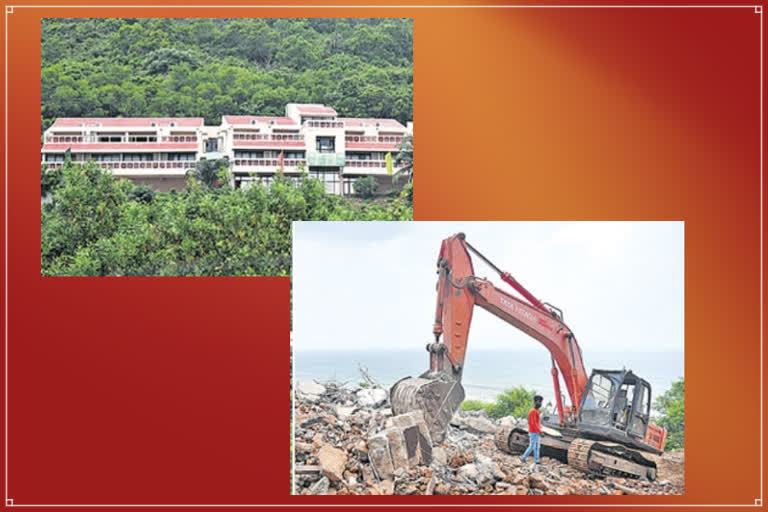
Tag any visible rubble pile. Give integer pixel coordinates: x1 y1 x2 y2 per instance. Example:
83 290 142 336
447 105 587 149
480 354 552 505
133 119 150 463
293 380 685 496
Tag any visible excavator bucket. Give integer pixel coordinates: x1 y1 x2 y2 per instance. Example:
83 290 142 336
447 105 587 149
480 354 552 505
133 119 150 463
390 375 465 444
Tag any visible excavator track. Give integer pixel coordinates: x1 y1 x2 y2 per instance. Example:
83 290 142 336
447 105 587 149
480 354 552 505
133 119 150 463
566 438 657 481
494 426 657 481
566 438 595 474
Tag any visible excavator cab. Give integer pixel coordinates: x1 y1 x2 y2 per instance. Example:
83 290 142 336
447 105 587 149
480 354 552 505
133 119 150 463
576 369 660 452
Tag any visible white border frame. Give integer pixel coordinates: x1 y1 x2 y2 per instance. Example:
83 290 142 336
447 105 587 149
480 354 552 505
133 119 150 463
6 3 764 508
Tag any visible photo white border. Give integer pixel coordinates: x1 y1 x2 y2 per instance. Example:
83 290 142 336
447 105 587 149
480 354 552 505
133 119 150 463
6 3 763 508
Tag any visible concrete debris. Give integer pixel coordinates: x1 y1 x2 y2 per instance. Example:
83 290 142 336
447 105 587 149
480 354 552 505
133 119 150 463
451 412 496 435
356 388 388 408
317 444 348 483
309 476 330 495
293 380 684 495
297 380 326 401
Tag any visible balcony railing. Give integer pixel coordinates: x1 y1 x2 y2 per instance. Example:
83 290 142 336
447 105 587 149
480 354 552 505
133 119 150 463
345 160 388 168
345 135 404 144
305 121 344 129
233 133 304 142
44 136 198 144
42 161 194 170
233 159 306 168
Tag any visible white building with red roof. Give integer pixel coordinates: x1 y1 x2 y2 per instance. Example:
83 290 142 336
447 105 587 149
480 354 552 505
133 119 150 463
42 103 410 195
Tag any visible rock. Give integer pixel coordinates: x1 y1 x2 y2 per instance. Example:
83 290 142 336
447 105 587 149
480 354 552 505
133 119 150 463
367 433 394 481
309 476 330 495
385 427 410 469
356 440 369 461
457 463 479 482
475 455 504 482
361 464 375 484
434 483 451 495
528 473 549 491
335 405 356 420
431 446 447 467
295 441 313 453
449 452 472 468
293 380 684 496
455 415 496 435
297 380 326 398
317 444 347 483
356 388 388 408
376 479 395 495
426 475 437 495
299 415 324 428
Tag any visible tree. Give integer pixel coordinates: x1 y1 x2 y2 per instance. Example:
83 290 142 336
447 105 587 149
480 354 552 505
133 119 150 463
488 386 537 419
654 378 684 451
460 386 537 420
393 134 413 183
42 160 412 277
41 19 413 128
353 175 377 198
187 158 229 188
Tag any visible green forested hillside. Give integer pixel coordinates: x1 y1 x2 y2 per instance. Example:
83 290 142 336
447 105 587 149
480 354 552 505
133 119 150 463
41 18 413 131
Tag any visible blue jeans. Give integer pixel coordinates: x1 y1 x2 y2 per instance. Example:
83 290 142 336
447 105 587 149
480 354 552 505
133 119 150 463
520 432 541 463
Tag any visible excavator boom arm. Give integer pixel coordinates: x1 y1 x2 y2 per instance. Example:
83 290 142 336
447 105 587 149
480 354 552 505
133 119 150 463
431 233 588 420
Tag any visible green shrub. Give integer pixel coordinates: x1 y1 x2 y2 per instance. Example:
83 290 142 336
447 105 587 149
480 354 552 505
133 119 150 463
41 161 412 276
353 176 378 198
460 386 537 420
488 386 537 419
654 378 684 451
131 184 156 204
461 399 493 415
41 164 63 197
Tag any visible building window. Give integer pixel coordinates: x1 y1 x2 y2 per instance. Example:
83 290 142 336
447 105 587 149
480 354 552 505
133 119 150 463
98 135 123 143
127 134 157 143
167 152 196 161
347 152 372 161
122 153 154 162
44 153 65 162
309 170 340 194
92 153 121 162
316 136 335 153
235 150 264 160
343 177 353 195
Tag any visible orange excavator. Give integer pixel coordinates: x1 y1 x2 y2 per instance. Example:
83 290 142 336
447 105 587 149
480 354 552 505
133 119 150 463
390 233 667 480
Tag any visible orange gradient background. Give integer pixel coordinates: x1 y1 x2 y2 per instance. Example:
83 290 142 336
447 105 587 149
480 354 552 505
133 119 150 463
1 1 764 509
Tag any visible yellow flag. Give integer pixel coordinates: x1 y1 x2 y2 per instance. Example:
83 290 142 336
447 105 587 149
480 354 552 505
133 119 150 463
385 152 393 175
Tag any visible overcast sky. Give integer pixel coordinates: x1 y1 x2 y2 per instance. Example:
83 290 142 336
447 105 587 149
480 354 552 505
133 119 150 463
292 222 684 357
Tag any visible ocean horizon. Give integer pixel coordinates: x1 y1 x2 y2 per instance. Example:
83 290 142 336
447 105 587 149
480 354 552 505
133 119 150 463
293 348 684 409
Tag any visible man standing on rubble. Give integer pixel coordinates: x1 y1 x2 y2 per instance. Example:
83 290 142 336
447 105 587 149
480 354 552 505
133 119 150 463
520 395 543 468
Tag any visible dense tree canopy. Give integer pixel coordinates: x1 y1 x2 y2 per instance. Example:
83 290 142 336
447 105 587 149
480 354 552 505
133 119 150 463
41 18 413 131
41 162 413 276
653 378 684 451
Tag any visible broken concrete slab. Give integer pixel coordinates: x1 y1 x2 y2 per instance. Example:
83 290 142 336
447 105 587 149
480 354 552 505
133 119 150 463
451 413 496 435
297 380 326 398
357 388 388 408
317 444 347 483
367 432 395 481
385 427 410 470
